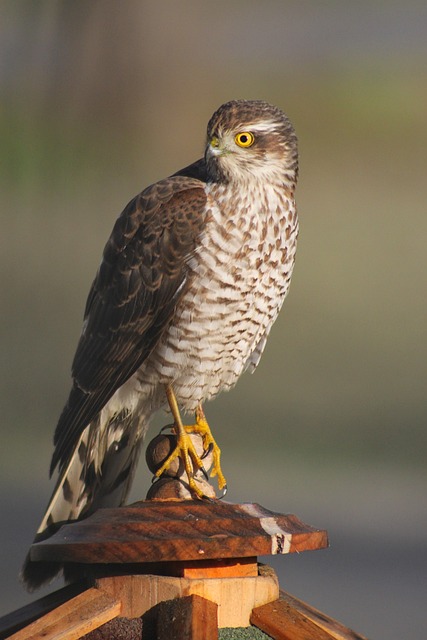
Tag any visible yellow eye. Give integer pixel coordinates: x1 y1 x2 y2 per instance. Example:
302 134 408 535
234 131 255 148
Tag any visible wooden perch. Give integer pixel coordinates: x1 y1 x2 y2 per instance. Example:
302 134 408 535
30 500 328 565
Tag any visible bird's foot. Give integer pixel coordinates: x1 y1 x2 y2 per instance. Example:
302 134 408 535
159 386 227 498
154 427 207 498
186 406 227 494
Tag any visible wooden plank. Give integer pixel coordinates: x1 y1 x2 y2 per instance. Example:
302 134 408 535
8 588 121 640
278 591 369 640
177 557 258 578
0 583 86 640
251 597 336 640
96 574 183 619
183 572 279 628
92 556 258 579
31 501 328 565
157 594 218 640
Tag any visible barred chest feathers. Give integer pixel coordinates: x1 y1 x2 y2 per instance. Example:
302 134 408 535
142 180 298 412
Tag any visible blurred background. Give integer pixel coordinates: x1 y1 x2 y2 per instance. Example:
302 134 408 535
1 1 426 638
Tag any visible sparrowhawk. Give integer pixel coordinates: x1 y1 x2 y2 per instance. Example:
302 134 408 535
22 99 299 590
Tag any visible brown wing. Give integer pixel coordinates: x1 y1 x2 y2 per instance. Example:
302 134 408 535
51 175 208 475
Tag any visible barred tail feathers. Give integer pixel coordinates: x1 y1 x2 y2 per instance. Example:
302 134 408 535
21 409 148 591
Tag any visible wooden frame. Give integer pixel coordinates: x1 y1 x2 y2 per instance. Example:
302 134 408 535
0 501 367 640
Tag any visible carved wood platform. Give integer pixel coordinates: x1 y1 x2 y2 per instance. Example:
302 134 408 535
31 500 328 565
0 500 368 639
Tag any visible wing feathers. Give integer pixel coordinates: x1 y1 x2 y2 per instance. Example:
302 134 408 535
51 176 207 474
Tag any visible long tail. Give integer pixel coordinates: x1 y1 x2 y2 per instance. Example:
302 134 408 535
21 409 149 591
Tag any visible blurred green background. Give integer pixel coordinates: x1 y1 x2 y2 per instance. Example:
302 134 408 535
1 2 426 638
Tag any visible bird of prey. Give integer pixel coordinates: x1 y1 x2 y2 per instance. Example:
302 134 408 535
22 99 299 590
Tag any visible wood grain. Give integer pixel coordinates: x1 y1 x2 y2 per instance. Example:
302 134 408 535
251 597 335 640
95 566 279 628
30 500 328 565
179 557 258 578
251 591 369 640
0 583 86 639
277 591 369 640
7 588 121 640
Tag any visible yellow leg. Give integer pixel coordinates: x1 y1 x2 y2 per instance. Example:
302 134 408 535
154 386 227 497
188 405 227 491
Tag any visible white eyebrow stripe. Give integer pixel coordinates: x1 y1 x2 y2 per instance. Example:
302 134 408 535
245 120 281 133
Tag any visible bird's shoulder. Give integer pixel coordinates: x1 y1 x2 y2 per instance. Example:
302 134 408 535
72 170 210 390
85 171 208 316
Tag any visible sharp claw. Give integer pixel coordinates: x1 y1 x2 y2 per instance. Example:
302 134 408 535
200 465 209 481
201 442 213 460
219 484 228 499
200 493 216 503
160 423 175 433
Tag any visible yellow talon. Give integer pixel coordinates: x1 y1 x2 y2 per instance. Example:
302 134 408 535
189 406 227 491
156 386 227 497
154 429 206 496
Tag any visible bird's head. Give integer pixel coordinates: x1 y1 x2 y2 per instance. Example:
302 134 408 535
205 99 298 188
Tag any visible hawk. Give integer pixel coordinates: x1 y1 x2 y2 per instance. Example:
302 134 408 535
22 100 299 590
